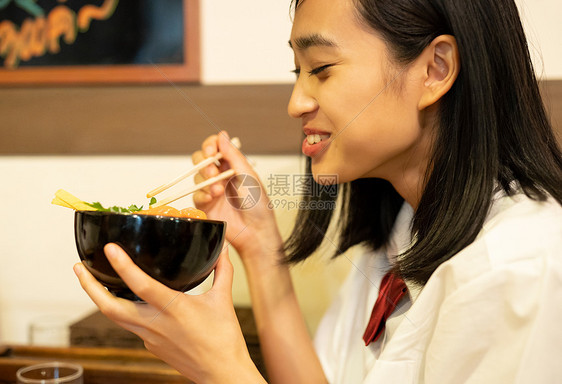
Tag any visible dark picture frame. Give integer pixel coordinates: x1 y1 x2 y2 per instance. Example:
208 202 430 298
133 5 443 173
0 0 200 85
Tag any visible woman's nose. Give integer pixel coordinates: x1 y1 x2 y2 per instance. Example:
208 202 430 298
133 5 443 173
287 80 318 119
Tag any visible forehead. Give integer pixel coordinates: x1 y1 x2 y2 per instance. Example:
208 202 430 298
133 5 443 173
290 0 359 46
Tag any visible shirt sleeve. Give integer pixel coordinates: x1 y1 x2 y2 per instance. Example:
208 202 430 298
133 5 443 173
423 254 562 384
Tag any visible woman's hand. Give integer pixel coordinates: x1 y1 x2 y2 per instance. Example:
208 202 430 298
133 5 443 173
192 131 283 261
191 132 326 384
74 243 265 384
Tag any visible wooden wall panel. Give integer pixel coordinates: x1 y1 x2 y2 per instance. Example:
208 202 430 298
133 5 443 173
541 80 562 144
0 81 560 155
0 84 301 155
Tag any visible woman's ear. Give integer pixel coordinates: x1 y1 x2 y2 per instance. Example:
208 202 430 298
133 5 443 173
418 35 460 110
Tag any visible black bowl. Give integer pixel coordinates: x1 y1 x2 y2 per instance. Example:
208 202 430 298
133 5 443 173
74 211 226 301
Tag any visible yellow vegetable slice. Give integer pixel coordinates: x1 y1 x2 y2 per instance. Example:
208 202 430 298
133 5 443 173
52 189 96 211
51 196 73 209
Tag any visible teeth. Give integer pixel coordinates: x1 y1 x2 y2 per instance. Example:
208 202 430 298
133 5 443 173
306 134 328 145
307 135 315 144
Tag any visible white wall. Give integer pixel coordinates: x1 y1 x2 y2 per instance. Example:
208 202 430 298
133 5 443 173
0 155 352 344
200 0 295 83
199 0 562 83
1 0 561 346
516 0 562 79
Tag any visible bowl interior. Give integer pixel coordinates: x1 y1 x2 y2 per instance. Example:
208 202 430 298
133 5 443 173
75 211 226 301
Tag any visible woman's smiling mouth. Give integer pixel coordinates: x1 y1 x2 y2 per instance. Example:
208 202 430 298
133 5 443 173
302 130 332 157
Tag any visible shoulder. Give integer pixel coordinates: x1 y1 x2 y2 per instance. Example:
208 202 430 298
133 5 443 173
483 192 562 238
413 195 562 383
429 193 562 293
478 193 561 265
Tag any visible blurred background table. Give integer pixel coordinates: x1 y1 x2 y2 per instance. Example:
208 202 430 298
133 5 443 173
0 307 266 383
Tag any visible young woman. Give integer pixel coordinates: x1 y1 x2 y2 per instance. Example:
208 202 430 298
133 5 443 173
75 0 562 382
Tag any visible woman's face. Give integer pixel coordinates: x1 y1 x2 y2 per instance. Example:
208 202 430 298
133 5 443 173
289 0 433 188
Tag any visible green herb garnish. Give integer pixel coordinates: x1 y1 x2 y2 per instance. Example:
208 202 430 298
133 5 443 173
150 197 157 205
87 202 144 213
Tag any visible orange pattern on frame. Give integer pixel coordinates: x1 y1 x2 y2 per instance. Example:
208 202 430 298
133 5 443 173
0 0 118 69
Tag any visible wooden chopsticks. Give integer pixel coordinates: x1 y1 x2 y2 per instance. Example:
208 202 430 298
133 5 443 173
147 137 241 208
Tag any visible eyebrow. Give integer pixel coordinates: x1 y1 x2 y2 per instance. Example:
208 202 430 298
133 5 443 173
288 33 338 50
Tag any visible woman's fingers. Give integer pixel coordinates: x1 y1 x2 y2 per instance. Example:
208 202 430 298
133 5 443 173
192 131 261 208
103 243 179 310
74 261 170 339
201 134 219 158
194 173 223 196
217 132 252 172
196 131 254 176
211 247 234 295
192 135 226 198
73 262 136 319
192 150 220 179
192 170 214 205
74 262 115 306
193 190 213 206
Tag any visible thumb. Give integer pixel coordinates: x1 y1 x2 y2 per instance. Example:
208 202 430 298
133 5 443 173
211 246 234 294
217 131 253 173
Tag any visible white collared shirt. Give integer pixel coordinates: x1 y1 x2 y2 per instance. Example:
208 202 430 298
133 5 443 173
314 192 562 383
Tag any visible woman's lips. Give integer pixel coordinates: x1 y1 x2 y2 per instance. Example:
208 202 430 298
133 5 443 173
302 132 331 157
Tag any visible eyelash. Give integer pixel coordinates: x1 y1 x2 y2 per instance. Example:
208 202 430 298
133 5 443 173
292 64 333 77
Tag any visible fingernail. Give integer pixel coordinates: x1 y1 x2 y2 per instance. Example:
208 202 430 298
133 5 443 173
104 244 119 261
73 264 82 276
204 146 214 157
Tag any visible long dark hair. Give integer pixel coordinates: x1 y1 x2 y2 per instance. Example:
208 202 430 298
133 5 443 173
284 0 562 285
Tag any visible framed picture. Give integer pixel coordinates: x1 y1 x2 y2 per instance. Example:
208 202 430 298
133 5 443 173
0 0 200 85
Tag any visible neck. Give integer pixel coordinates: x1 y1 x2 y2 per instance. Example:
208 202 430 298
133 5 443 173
387 109 436 210
389 159 428 210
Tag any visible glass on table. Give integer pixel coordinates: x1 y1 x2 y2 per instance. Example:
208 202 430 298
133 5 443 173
16 362 83 384
28 316 70 347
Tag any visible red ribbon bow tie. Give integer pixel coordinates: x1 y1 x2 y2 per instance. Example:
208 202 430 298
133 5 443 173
363 271 408 346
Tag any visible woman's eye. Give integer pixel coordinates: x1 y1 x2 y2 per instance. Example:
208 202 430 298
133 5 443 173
308 64 333 77
291 64 333 79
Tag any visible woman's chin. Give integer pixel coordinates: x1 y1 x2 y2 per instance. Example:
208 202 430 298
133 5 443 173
311 166 373 185
310 166 341 185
